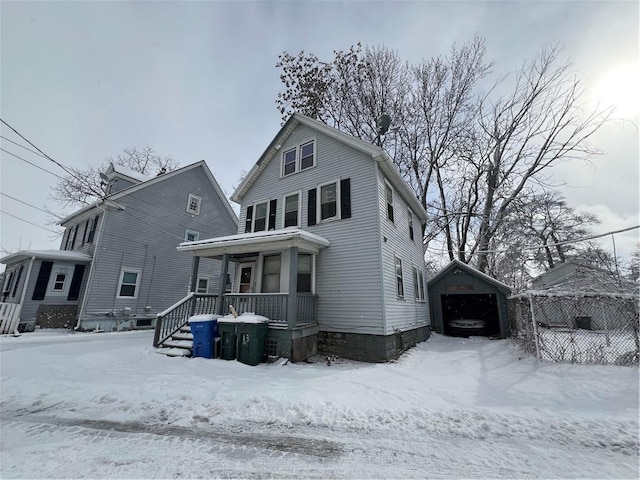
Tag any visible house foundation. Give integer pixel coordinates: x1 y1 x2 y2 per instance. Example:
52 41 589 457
318 325 431 362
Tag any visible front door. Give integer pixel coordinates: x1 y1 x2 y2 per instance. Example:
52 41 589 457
238 264 254 293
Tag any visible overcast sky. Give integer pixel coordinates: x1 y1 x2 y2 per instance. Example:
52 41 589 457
1 0 638 266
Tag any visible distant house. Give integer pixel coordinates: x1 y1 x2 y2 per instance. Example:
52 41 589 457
156 113 431 362
527 261 637 330
0 161 238 333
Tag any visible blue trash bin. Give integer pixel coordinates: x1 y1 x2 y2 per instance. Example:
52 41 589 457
189 314 220 359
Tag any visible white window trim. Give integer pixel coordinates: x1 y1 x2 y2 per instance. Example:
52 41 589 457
52 273 67 291
418 269 426 302
280 137 316 177
117 268 142 299
187 193 202 215
251 200 271 232
282 190 302 228
185 229 200 242
196 276 209 294
395 255 404 299
317 179 341 223
408 208 414 241
385 180 395 223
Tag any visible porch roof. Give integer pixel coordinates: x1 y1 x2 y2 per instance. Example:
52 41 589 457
177 228 330 257
0 249 92 265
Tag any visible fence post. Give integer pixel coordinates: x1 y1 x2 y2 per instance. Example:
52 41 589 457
528 293 541 363
600 301 611 347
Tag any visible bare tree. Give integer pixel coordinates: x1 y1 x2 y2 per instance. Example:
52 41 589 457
51 147 177 208
275 41 610 275
470 45 609 271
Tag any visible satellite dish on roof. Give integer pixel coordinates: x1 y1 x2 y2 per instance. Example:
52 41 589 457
99 172 109 183
376 114 391 135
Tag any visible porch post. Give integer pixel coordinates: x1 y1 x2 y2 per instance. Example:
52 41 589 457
216 254 229 315
190 256 200 293
287 247 298 329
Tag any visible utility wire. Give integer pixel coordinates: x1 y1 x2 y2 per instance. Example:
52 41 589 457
0 118 76 176
0 209 61 233
1 148 67 180
0 193 61 218
425 224 640 255
0 135 50 160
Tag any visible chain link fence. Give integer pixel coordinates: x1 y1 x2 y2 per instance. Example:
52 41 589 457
508 293 639 366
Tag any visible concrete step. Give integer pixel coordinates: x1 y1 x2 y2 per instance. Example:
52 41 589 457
163 339 193 349
155 347 191 357
172 332 193 341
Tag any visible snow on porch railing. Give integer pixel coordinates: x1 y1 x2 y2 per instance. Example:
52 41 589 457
0 303 21 335
153 293 219 347
222 293 288 324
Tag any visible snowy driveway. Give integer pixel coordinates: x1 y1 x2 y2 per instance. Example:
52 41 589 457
1 330 638 478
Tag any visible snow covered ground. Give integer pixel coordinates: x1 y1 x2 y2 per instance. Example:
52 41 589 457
1 329 638 479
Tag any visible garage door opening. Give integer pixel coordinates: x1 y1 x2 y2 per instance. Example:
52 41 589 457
441 294 500 337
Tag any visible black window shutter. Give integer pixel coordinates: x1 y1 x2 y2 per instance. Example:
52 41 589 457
245 205 253 233
268 199 277 230
32 261 53 300
70 225 78 250
307 189 317 226
67 264 86 301
340 178 351 219
11 265 24 297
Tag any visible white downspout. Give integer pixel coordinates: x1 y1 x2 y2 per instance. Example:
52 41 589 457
76 209 108 330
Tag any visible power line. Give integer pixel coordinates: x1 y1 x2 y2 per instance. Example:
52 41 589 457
0 209 61 234
0 118 75 176
1 193 62 218
425 224 640 255
1 148 66 180
0 135 49 160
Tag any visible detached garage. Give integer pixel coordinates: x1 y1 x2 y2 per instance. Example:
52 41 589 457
428 260 511 338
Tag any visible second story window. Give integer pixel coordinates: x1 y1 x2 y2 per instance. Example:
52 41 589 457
245 199 277 233
320 183 337 220
385 182 394 222
408 209 414 241
395 256 404 299
187 193 201 215
307 178 351 226
283 192 300 228
254 202 268 231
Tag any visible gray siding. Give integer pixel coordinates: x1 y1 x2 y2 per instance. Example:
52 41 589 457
377 167 430 334
79 165 237 329
18 258 87 326
239 124 388 334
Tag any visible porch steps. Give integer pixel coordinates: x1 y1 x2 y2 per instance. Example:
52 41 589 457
155 325 194 357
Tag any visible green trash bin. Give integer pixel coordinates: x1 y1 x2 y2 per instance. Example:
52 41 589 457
218 320 238 361
237 318 269 366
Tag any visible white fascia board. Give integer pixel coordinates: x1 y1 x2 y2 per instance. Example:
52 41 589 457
177 229 330 256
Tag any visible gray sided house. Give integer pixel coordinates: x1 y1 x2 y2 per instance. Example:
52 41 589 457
159 113 431 362
0 161 238 333
428 260 512 338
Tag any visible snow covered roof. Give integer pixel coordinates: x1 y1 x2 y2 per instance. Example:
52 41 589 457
177 228 330 257
232 113 427 221
105 163 151 183
530 261 636 295
427 259 512 294
0 249 92 265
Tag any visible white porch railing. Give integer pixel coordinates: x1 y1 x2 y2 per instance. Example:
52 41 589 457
0 303 21 335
